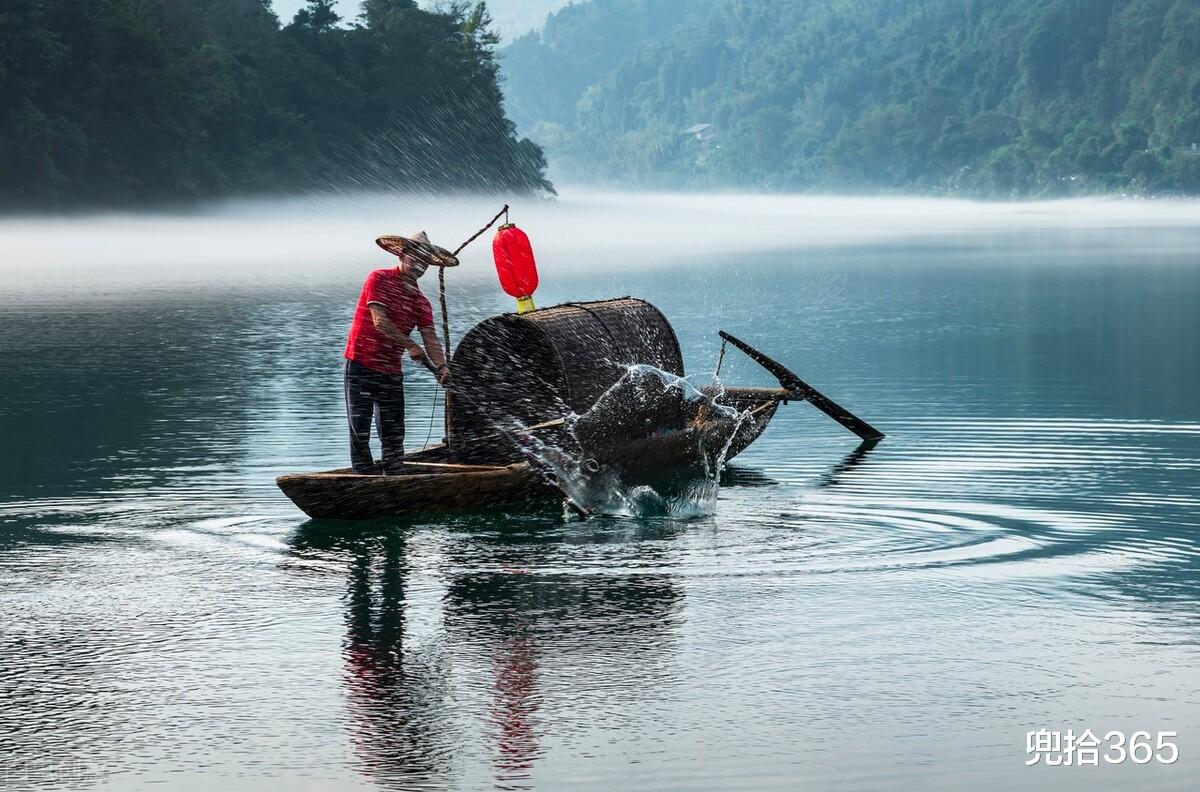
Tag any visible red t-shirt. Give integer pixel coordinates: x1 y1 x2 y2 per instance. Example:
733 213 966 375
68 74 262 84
344 268 435 375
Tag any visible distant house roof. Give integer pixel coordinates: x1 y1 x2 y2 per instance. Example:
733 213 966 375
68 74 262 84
683 123 713 134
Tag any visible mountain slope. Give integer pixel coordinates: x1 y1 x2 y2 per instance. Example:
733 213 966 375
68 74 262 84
511 0 1200 195
499 0 720 133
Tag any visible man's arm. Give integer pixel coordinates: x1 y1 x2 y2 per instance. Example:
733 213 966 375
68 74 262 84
368 303 423 358
418 325 451 384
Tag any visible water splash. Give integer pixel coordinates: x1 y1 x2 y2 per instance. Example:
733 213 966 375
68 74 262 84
496 365 753 520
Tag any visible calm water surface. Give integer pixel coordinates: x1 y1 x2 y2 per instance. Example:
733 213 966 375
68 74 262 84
1 194 1198 791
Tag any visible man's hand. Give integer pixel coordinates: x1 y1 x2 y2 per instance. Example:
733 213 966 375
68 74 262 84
417 324 449 384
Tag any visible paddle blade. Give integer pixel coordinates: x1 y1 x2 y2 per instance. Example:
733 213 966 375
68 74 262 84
718 330 884 442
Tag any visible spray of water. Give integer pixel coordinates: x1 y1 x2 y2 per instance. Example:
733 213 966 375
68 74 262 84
458 363 753 520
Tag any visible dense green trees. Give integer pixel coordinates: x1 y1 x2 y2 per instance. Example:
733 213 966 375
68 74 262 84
505 0 1200 196
0 0 551 210
500 0 719 132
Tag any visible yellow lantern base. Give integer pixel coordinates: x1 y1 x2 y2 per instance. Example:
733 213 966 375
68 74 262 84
516 296 536 314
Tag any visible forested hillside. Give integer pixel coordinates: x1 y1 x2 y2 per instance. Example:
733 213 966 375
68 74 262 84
500 0 720 133
0 0 551 210
509 0 1200 196
473 0 570 41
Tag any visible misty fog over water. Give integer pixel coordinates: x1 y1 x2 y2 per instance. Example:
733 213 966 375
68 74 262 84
3 191 1199 298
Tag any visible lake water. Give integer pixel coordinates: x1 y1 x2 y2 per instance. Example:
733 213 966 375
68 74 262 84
1 193 1198 791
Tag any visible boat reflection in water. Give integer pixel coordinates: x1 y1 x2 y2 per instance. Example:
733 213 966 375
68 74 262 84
296 525 455 788
288 517 685 789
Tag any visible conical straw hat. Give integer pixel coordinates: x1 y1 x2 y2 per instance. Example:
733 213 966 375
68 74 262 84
375 230 459 267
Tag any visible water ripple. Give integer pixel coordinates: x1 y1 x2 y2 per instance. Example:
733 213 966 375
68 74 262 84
2 248 1199 790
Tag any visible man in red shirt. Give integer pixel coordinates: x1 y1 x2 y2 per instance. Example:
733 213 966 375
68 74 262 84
344 231 456 474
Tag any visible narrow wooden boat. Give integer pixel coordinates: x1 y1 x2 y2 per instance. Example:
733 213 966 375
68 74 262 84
276 390 783 520
276 459 544 521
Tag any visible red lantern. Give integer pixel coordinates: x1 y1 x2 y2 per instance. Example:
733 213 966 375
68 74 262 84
492 223 539 314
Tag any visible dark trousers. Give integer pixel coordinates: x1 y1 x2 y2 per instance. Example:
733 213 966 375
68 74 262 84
345 359 405 474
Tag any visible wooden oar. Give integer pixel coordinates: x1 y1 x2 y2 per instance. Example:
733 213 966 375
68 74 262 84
718 330 884 442
402 461 511 471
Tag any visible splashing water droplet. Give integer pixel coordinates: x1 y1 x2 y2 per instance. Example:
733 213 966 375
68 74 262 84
466 364 754 519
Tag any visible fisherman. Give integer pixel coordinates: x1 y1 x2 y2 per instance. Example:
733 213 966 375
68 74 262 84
343 232 456 474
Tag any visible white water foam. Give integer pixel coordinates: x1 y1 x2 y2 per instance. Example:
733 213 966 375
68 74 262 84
486 364 752 520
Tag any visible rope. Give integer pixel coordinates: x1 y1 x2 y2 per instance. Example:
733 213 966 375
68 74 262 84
422 378 442 450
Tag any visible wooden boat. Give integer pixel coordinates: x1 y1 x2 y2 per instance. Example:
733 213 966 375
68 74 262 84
277 298 881 520
276 388 784 520
277 460 545 521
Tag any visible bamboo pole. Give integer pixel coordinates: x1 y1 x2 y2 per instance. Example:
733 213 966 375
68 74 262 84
439 204 510 441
